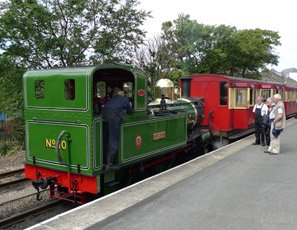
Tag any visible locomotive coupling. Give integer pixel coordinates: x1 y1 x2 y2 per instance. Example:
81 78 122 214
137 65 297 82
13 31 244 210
32 176 56 200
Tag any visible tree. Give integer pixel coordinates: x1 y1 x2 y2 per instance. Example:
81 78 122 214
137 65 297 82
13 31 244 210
0 0 150 68
225 29 281 77
157 14 281 78
0 55 25 117
134 36 178 97
0 54 26 144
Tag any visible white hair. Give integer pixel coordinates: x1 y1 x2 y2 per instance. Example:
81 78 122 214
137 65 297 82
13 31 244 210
274 94 282 100
266 97 273 103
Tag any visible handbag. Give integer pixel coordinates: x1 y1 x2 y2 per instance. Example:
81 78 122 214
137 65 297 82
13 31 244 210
262 114 269 126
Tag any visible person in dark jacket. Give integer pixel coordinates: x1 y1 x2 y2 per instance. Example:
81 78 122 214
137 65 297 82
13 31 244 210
101 87 134 170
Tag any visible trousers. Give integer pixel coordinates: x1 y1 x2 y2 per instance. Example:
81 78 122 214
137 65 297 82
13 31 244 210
255 120 265 144
268 125 281 154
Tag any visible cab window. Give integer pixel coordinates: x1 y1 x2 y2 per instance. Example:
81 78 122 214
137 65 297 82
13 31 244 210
35 80 46 99
64 79 75 100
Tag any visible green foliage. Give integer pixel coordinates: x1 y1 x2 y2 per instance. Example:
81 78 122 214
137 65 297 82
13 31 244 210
137 14 281 83
0 140 20 156
0 55 26 118
0 141 9 156
0 0 151 68
4 118 25 144
0 55 25 147
0 0 150 147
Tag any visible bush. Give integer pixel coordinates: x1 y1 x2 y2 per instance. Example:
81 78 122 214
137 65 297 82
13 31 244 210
0 141 10 156
3 118 25 145
0 141 21 156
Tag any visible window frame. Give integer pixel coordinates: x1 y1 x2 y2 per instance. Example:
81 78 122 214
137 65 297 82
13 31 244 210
219 81 228 106
64 79 76 100
35 80 46 99
229 87 249 109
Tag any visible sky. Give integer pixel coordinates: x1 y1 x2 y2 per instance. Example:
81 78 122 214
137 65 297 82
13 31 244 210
138 0 296 74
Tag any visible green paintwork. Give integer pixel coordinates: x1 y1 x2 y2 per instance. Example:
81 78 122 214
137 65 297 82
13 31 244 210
24 64 191 182
25 70 88 110
120 114 187 164
27 121 88 170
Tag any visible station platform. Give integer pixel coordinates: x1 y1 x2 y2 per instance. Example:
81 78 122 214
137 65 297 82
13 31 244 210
28 118 297 230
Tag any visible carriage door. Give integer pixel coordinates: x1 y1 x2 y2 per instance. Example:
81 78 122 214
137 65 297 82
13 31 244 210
230 87 249 129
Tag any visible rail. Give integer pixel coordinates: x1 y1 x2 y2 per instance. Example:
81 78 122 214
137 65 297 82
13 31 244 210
0 200 62 229
0 168 28 189
0 168 24 179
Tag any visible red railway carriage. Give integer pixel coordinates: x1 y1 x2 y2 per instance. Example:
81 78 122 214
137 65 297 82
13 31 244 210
187 74 291 140
284 86 297 116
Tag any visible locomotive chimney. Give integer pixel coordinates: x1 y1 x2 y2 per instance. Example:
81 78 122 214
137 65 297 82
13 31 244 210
180 76 192 97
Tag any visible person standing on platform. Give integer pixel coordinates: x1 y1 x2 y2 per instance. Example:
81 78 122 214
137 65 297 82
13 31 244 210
264 97 275 147
252 96 268 146
265 94 285 155
101 87 134 170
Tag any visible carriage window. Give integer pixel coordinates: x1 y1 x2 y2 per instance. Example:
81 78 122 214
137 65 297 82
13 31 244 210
96 81 106 98
220 81 228 105
262 89 271 101
235 88 247 107
278 89 284 101
255 89 261 99
64 79 75 100
35 80 45 99
249 88 254 106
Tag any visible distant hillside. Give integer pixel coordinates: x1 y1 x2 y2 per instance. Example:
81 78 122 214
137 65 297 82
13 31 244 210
261 69 297 87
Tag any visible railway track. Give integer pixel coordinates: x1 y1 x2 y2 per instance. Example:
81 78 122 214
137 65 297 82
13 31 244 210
0 168 24 179
0 168 29 189
0 200 62 229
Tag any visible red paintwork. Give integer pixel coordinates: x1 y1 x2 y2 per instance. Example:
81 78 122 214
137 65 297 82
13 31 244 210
284 86 297 116
138 89 145 96
25 164 98 194
189 73 297 139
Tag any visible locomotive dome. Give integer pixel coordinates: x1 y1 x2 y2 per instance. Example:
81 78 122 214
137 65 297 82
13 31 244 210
155 79 175 101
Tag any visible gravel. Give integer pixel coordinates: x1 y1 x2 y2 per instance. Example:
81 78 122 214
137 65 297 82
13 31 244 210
0 150 25 173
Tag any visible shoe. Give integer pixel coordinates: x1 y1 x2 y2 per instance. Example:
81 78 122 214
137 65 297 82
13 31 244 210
264 150 270 154
105 163 120 171
252 142 260 145
269 152 278 155
105 154 120 171
261 143 266 146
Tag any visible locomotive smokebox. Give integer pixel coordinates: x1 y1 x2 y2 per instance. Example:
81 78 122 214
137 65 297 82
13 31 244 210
180 76 192 97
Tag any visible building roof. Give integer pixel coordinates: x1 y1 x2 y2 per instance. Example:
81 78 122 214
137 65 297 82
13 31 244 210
261 70 297 88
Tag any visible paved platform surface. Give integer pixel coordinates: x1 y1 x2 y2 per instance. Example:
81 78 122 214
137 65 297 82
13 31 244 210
28 119 297 230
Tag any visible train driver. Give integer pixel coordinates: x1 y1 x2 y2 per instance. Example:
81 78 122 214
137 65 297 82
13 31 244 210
100 87 134 170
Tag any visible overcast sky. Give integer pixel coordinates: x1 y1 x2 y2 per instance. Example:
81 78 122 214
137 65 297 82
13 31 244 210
139 0 296 73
